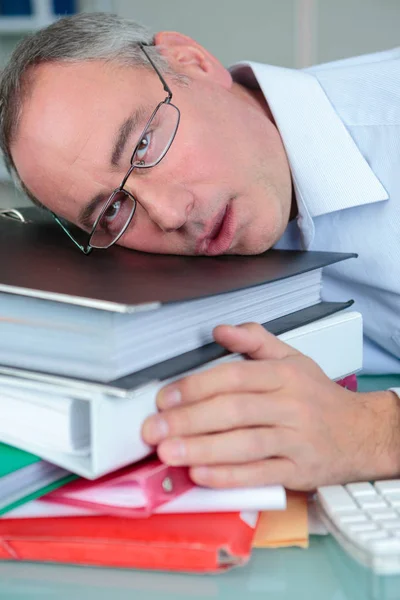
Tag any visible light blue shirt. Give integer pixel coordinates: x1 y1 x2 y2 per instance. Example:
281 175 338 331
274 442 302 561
231 48 400 375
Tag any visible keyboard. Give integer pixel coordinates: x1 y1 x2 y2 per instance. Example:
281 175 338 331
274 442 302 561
316 481 400 575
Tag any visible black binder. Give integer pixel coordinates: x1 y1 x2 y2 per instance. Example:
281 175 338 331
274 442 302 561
0 207 356 312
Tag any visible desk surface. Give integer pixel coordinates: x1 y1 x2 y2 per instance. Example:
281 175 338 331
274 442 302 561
1 375 400 600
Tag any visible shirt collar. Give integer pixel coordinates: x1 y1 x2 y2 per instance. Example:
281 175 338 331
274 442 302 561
230 62 388 247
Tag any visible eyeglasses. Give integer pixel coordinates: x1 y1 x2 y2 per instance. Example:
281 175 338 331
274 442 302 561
50 43 180 255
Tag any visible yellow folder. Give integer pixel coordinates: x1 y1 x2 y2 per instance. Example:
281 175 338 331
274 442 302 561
253 491 309 549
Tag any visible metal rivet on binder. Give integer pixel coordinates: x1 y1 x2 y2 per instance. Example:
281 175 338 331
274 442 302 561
162 477 174 493
0 208 27 223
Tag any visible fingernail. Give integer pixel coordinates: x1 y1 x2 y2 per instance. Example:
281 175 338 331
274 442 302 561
159 387 181 409
161 438 186 464
146 415 169 443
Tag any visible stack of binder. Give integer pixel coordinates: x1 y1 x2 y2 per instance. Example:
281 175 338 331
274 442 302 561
0 207 363 571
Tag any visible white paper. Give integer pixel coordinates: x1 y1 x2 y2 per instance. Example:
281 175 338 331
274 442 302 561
157 485 286 513
2 484 286 518
2 500 97 519
64 485 146 508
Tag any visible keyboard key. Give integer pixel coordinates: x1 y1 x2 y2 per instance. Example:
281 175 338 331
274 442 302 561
346 522 378 533
368 539 400 554
366 508 398 521
374 481 400 495
346 482 378 497
381 520 400 531
356 530 389 542
357 497 388 510
337 510 368 524
386 494 400 507
318 485 358 513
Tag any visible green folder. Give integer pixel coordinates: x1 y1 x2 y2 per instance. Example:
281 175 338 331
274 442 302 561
0 442 76 516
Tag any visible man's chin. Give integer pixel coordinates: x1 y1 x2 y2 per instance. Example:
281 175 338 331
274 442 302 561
228 238 275 255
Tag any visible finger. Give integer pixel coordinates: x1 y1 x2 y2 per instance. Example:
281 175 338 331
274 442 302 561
190 458 293 488
213 322 300 361
157 427 286 466
157 358 286 410
143 392 292 445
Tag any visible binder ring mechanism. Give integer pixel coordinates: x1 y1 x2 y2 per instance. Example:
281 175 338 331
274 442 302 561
0 208 27 223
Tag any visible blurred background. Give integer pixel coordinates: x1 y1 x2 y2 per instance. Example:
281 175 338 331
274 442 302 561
0 0 399 209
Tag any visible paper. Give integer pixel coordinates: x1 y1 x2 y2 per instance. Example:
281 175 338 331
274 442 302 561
252 491 309 548
62 485 146 508
2 485 286 518
2 500 96 518
158 485 286 513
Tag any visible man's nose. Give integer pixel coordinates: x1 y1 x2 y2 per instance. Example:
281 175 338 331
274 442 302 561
129 181 195 233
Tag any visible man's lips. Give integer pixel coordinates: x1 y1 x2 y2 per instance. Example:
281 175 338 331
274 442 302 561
195 203 236 255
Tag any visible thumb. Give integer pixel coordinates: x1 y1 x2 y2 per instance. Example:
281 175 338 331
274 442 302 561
213 323 300 361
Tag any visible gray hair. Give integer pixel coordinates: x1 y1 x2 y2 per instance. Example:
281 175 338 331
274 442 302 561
0 12 177 208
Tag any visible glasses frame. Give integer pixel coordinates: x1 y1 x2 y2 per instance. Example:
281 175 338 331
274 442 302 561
50 42 180 255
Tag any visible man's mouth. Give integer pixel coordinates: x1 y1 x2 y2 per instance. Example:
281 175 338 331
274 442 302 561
195 203 236 255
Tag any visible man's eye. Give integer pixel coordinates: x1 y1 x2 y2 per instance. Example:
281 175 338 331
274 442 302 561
103 199 121 223
134 132 152 162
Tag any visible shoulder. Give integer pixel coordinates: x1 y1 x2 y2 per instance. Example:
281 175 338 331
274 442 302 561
304 48 400 127
305 47 400 74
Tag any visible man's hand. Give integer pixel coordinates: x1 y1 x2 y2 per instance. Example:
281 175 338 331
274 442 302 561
141 323 400 490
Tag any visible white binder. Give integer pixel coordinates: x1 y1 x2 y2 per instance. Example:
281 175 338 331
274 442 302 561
0 310 363 478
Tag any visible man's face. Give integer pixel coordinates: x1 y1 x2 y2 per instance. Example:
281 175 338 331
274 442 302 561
11 38 292 255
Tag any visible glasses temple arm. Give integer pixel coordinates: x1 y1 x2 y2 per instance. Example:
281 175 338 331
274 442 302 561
140 42 173 101
51 212 93 255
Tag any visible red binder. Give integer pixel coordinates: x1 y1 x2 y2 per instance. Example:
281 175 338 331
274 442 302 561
337 374 357 391
43 456 193 518
0 512 257 572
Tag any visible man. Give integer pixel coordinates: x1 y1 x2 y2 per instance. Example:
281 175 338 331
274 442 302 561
1 13 399 490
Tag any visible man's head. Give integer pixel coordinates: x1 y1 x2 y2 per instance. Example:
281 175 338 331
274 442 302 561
0 12 293 255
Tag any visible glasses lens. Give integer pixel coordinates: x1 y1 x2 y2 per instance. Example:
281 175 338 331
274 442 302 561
90 190 136 248
131 103 179 168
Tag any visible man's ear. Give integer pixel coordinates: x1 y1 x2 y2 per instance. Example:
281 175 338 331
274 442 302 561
153 31 232 89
